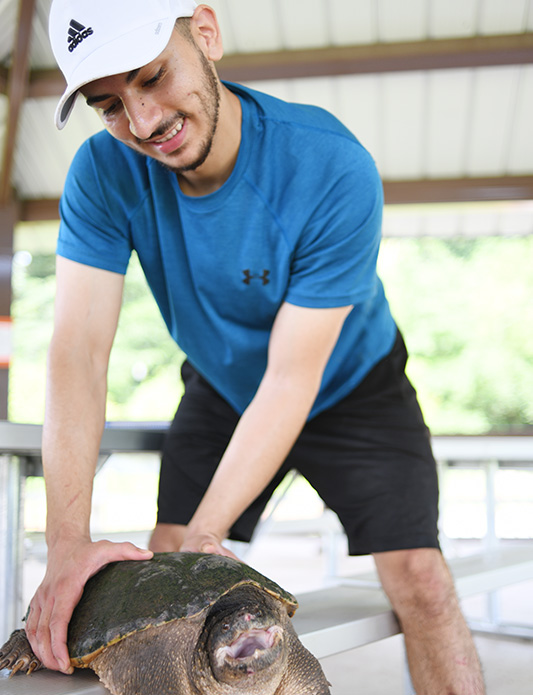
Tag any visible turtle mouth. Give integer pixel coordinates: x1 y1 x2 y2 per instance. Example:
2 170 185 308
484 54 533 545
215 626 283 665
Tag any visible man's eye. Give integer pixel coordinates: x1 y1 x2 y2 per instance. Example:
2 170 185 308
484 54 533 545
143 68 165 87
103 101 121 117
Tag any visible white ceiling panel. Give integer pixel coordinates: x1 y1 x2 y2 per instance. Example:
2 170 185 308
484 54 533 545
424 209 462 236
248 63 531 185
245 79 292 102
425 70 474 177
479 0 531 34
213 0 283 54
377 0 429 41
285 75 338 115
333 74 383 164
12 97 101 198
329 0 379 45
383 202 533 237
507 66 533 174
380 72 428 178
1 0 532 224
200 0 236 53
428 0 480 38
0 0 16 63
461 207 499 235
28 0 53 68
500 203 533 234
528 0 533 29
383 207 424 236
276 0 330 49
466 66 521 176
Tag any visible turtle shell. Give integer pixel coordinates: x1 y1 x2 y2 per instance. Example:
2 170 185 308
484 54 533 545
67 552 298 666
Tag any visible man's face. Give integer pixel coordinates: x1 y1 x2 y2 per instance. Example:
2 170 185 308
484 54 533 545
81 27 221 174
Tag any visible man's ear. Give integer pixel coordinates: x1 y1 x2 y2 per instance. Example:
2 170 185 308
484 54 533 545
190 5 224 62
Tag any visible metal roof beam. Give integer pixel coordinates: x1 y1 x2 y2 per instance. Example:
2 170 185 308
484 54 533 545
17 176 533 222
383 176 533 205
0 0 36 206
0 67 8 93
217 33 533 82
11 32 533 99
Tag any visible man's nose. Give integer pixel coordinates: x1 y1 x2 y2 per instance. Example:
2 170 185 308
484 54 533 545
125 96 162 141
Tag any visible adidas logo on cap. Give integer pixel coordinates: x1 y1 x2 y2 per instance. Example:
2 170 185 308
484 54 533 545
67 19 93 53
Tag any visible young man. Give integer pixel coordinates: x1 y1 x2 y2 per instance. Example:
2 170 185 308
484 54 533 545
26 1 485 692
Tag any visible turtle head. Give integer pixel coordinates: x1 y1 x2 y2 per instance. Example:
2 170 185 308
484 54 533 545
194 584 290 694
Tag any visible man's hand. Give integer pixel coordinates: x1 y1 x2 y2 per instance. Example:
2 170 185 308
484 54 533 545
25 539 153 673
174 304 352 563
179 530 239 560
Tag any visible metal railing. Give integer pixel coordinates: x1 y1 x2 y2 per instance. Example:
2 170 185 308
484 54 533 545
1 422 532 639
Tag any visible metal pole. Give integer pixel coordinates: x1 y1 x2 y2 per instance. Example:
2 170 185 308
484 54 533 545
485 459 501 628
0 453 24 637
485 459 498 551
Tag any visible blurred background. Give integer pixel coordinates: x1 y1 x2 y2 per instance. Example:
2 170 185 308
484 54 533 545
1 1 532 692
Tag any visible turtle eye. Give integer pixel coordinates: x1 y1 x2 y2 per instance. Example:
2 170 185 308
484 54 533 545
222 623 231 632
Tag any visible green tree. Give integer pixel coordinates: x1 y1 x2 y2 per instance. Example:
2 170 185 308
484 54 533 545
10 224 533 434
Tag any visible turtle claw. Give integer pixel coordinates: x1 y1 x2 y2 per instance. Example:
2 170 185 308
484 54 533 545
0 629 43 676
10 659 27 677
27 659 42 675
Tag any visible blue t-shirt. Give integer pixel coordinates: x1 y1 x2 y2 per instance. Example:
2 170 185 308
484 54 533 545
57 82 396 418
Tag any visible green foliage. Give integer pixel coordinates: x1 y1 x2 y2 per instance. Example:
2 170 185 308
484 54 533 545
9 224 533 435
378 236 533 433
105 254 184 420
9 225 183 423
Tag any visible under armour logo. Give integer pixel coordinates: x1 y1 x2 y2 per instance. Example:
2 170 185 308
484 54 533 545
243 269 270 286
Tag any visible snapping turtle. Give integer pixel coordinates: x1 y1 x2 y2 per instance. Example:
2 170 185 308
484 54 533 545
0 552 330 694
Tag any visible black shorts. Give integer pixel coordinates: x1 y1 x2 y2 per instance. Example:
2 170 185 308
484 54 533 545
157 330 440 556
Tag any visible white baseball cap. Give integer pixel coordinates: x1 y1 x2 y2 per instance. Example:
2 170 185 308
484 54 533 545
49 0 198 130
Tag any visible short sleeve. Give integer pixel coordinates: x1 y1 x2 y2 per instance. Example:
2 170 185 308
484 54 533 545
56 136 133 274
285 145 383 309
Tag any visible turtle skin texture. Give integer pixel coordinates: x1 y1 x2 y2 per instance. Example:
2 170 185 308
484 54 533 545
0 552 331 695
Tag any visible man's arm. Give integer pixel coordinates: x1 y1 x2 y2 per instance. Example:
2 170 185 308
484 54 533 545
180 301 352 555
25 257 152 673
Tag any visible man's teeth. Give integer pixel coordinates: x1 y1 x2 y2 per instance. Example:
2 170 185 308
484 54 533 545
155 121 183 143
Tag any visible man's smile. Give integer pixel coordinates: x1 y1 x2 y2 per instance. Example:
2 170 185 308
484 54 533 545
146 117 188 155
153 118 184 144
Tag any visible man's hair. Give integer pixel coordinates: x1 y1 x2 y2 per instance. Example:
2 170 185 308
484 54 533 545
174 17 194 41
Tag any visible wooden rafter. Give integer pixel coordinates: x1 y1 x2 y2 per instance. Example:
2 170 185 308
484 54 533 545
382 176 533 205
0 0 36 206
0 67 8 93
217 33 533 82
17 176 533 222
7 32 533 99
3 21 532 218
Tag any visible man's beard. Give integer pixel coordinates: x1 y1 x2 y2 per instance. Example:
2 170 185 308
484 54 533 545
154 50 221 175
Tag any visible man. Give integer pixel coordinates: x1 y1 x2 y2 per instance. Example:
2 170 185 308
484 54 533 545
26 1 485 692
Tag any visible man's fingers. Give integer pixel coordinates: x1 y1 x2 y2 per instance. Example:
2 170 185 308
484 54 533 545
180 533 239 561
32 598 60 671
112 542 153 562
49 615 73 674
24 602 42 660
90 540 152 565
25 540 153 674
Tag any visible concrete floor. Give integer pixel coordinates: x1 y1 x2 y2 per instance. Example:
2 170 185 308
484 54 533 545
321 633 533 694
15 530 533 694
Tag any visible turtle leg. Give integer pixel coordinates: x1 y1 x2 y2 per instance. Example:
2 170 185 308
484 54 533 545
0 629 44 676
275 624 331 695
